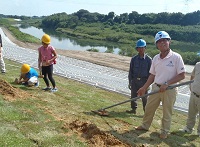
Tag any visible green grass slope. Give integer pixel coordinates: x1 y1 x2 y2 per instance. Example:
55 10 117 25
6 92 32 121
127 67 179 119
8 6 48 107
0 59 199 146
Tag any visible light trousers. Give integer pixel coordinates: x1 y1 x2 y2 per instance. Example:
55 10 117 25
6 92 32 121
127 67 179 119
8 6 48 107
0 47 5 72
28 76 38 86
141 83 177 133
186 92 200 134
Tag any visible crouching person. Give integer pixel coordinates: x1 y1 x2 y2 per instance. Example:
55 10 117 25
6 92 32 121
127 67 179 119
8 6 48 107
15 64 39 87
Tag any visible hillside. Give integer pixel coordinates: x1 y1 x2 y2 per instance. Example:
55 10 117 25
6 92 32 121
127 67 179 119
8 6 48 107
0 28 199 146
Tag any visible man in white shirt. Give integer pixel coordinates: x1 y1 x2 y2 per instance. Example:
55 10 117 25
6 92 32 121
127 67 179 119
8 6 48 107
135 31 185 139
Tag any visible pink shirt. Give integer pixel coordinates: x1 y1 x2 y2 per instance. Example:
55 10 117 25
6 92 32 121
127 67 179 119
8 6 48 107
150 50 185 84
38 45 55 66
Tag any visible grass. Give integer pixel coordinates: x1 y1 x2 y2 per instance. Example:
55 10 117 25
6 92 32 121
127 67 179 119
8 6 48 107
0 18 40 44
7 25 40 43
0 58 200 146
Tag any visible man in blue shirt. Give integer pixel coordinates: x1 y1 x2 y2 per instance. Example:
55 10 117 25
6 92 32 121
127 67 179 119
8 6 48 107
16 64 39 87
126 39 152 114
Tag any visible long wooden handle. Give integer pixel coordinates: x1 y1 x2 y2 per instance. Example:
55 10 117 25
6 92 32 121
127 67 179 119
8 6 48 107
97 80 194 111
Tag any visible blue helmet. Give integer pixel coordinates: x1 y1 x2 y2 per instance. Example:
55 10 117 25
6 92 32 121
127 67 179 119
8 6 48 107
136 39 146 49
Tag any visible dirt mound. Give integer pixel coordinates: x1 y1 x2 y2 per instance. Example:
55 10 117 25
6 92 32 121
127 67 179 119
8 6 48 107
0 79 31 101
68 120 131 147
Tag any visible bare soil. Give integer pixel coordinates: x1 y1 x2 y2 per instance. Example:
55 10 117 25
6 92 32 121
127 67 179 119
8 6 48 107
0 27 191 146
0 80 132 146
0 79 31 101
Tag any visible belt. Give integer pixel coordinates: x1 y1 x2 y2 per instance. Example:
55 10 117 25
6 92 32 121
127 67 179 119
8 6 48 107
135 77 147 81
193 92 200 98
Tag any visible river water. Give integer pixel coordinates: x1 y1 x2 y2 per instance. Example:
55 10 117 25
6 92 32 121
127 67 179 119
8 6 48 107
18 25 120 54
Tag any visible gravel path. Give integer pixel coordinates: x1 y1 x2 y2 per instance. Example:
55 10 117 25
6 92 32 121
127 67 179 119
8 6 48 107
0 28 191 112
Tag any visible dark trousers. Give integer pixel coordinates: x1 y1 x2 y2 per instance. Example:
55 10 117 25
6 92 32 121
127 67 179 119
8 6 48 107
42 64 56 88
130 78 147 111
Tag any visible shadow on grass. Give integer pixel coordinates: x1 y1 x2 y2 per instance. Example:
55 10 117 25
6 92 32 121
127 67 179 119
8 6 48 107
110 129 199 146
11 82 42 92
172 130 199 141
83 110 143 118
109 129 150 146
158 130 199 146
19 86 40 91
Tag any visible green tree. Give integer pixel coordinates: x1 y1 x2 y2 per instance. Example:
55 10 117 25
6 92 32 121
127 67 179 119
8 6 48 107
127 11 140 24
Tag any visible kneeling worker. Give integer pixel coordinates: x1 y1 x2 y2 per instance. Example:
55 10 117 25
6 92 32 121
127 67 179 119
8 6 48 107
15 64 39 87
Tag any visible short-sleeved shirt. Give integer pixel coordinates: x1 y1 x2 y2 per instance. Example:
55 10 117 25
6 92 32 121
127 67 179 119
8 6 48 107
150 49 185 84
26 68 39 79
38 45 55 65
191 62 200 95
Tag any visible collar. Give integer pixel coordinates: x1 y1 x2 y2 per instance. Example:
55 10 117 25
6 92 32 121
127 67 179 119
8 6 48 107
137 53 147 59
159 49 172 59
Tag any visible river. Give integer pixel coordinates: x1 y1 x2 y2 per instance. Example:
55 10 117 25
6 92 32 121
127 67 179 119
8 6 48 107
17 25 120 54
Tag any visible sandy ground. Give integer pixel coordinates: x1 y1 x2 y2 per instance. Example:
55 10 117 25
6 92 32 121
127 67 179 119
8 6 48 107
2 27 190 81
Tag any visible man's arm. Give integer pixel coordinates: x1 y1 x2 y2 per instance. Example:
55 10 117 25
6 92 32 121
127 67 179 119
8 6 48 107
159 72 185 92
18 73 29 83
137 74 155 96
166 72 185 85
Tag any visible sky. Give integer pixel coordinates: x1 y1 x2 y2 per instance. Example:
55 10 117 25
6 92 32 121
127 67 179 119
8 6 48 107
0 0 199 16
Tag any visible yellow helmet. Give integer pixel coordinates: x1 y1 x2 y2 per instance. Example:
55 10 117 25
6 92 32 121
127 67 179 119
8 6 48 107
41 34 51 44
21 64 30 73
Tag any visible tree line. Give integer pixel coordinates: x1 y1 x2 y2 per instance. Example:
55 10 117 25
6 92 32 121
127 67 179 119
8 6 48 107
1 10 200 65
40 10 200 43
2 9 200 26
2 10 200 43
41 9 200 27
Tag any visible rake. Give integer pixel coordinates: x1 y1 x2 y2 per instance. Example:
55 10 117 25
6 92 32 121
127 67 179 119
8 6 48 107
92 80 193 116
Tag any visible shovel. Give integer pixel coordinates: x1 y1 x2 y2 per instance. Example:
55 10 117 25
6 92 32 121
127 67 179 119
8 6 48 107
92 80 193 116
